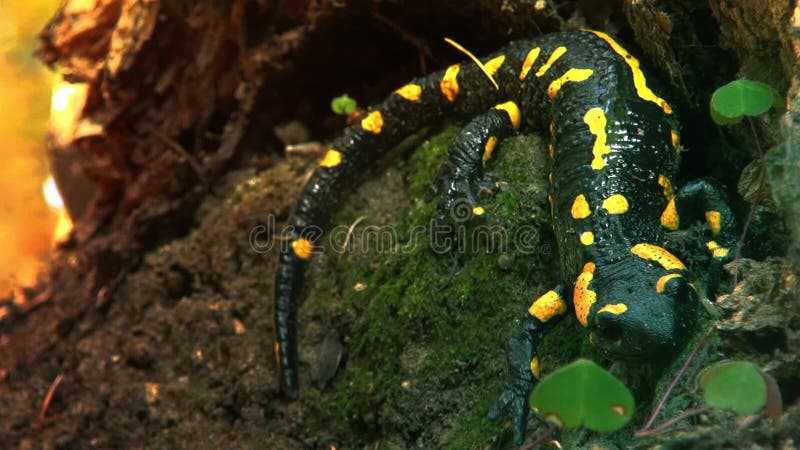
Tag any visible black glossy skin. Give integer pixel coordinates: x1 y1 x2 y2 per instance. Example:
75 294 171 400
272 29 738 442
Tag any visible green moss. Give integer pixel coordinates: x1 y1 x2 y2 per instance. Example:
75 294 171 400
406 126 458 199
302 124 558 447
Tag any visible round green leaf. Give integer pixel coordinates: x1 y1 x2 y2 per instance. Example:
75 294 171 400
698 361 766 415
529 359 634 432
710 80 779 125
331 94 357 115
710 104 741 125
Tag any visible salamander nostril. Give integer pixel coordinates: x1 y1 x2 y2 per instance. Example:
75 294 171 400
598 322 623 342
596 312 625 343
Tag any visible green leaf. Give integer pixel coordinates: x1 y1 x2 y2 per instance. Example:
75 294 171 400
331 94 357 115
710 80 780 125
698 361 767 415
529 359 634 432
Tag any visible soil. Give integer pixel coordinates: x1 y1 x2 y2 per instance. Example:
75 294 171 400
1 1 799 449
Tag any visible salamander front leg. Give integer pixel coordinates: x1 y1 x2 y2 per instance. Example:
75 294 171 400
489 285 568 445
668 178 738 261
432 102 521 232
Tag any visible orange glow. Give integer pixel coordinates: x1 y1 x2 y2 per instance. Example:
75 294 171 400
50 80 89 146
43 177 73 243
0 0 64 296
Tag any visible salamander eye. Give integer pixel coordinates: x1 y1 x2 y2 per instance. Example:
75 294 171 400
662 274 690 301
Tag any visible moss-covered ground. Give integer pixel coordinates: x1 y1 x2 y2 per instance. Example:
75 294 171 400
291 117 799 448
293 123 750 448
298 126 559 447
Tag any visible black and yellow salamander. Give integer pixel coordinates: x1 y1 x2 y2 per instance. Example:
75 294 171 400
273 29 738 443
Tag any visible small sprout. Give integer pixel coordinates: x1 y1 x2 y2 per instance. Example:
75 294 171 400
529 359 634 432
331 94 357 115
710 80 781 125
231 185 245 202
697 361 767 415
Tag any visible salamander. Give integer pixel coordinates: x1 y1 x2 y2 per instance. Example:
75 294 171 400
272 29 738 443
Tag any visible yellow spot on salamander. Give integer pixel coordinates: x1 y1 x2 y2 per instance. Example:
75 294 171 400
584 107 612 170
494 101 521 129
483 136 497 165
548 172 553 184
274 342 281 363
528 290 567 322
547 68 594 99
658 175 679 229
705 210 722 236
484 54 506 76
519 47 541 80
671 130 681 152
361 111 384 134
536 46 567 77
443 38 499 90
707 240 730 258
585 30 673 114
598 303 628 315
530 357 541 378
658 174 675 199
472 206 485 216
656 273 683 293
661 199 679 230
580 231 595 245
292 238 314 260
394 83 422 102
319 149 343 168
574 262 597 326
630 243 687 270
571 194 591 219
549 121 555 135
548 144 555 159
602 194 629 214
440 64 460 101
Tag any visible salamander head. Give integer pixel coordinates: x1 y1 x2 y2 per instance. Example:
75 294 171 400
575 253 697 360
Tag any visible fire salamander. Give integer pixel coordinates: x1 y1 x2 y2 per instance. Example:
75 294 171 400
273 29 738 443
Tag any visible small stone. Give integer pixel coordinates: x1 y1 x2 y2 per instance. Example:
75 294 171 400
311 330 345 389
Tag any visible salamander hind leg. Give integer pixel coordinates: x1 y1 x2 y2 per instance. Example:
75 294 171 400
661 177 738 262
488 284 568 445
432 101 521 243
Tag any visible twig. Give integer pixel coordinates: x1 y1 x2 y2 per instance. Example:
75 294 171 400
443 37 500 91
38 373 64 420
636 406 711 437
285 142 323 156
371 7 432 73
338 216 367 262
637 323 714 434
520 426 557 450
151 128 208 185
